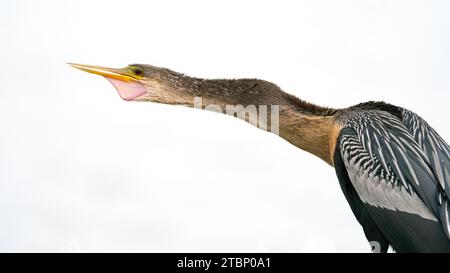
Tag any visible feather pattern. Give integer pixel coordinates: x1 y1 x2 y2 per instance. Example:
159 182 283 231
401 109 450 238
337 108 450 241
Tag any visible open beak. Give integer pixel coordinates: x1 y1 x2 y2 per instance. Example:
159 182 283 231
69 63 146 101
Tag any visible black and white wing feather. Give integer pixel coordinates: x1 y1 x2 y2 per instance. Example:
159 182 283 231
402 109 450 238
338 109 450 252
402 109 450 194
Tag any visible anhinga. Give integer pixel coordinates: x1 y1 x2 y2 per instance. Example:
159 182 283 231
70 63 450 253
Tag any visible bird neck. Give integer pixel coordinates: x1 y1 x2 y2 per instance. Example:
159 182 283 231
277 106 340 166
140 75 340 166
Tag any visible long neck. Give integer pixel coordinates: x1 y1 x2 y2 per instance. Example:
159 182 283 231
140 74 340 166
277 106 340 166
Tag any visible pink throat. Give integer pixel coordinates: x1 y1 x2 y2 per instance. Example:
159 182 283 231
105 77 146 101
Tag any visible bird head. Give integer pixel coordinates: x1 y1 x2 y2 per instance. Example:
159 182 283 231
69 63 193 105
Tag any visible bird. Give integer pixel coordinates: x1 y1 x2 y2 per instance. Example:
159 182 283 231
69 62 450 253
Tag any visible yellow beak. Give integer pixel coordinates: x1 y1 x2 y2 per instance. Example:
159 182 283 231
68 63 135 82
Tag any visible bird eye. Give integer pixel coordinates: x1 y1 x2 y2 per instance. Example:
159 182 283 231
131 67 143 77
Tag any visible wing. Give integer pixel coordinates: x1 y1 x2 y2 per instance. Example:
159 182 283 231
402 109 450 198
338 110 450 252
334 146 390 253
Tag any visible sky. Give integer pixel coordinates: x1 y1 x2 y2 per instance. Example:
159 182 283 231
0 0 449 252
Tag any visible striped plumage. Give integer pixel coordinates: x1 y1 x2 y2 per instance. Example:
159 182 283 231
334 102 450 252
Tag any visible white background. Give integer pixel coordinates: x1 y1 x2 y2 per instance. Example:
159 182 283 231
0 0 449 252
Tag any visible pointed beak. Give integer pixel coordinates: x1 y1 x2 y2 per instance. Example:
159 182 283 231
68 63 135 82
69 62 147 101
